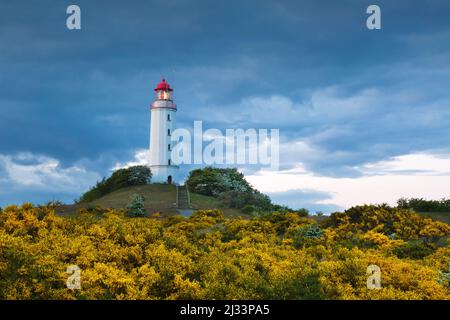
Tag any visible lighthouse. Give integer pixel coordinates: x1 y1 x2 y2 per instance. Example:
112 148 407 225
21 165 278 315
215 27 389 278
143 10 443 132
149 79 179 184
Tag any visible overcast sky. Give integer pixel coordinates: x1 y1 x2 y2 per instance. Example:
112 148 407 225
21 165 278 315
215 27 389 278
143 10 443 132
1 0 450 212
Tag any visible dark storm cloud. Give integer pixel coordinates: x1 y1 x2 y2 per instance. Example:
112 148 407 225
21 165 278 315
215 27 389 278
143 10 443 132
1 0 450 206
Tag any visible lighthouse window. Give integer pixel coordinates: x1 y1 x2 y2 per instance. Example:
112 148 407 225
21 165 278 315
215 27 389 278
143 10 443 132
168 144 171 151
168 159 171 165
167 114 171 121
168 129 171 136
158 90 171 100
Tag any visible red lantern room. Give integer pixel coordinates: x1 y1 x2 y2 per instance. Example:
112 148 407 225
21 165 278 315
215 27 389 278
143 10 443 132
154 78 173 101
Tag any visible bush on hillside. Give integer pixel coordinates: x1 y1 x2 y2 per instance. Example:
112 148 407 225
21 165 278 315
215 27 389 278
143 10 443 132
77 166 152 203
241 204 256 215
393 240 436 260
325 204 450 244
186 167 252 197
218 189 273 210
397 197 450 213
186 167 284 212
297 208 310 217
292 224 324 248
437 263 450 290
126 194 146 217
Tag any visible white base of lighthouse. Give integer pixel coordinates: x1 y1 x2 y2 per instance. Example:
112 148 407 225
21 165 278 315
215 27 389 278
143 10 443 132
149 165 179 184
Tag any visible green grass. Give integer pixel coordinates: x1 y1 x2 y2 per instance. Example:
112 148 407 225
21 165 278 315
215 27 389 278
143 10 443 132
52 188 450 224
416 211 450 225
56 184 243 218
92 184 177 214
189 192 242 217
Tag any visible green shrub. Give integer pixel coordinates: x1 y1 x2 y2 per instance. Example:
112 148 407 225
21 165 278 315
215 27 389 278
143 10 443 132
186 167 252 197
186 167 284 211
190 209 225 223
242 204 256 215
397 197 450 212
126 194 146 217
394 241 436 259
78 166 152 203
437 263 450 289
251 211 272 219
297 208 309 217
292 224 324 248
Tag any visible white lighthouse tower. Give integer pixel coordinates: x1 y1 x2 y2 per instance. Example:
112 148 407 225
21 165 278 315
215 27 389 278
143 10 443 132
149 79 178 184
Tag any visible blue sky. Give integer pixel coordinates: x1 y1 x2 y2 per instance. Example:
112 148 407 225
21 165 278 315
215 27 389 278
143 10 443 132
1 0 450 212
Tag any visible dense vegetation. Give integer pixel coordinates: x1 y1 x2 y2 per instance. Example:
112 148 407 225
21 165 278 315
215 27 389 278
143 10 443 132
1 203 449 299
398 198 450 213
77 166 152 203
186 167 290 213
126 194 146 218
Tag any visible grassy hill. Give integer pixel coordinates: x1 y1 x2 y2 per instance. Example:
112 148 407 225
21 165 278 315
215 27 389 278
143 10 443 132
56 184 242 217
55 181 450 224
417 211 450 225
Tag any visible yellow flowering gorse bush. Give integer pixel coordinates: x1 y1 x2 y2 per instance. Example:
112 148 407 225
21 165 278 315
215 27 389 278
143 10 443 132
0 204 449 299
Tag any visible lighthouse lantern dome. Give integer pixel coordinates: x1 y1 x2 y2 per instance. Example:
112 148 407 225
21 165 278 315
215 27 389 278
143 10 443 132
154 78 173 100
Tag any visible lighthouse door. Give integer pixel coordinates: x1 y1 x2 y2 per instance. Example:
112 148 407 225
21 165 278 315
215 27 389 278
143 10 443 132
167 176 173 184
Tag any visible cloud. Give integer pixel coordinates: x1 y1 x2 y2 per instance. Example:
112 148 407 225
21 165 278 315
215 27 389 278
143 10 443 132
1 0 450 207
361 153 450 176
194 82 450 178
0 152 101 206
112 149 150 170
247 152 450 213
266 189 342 213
